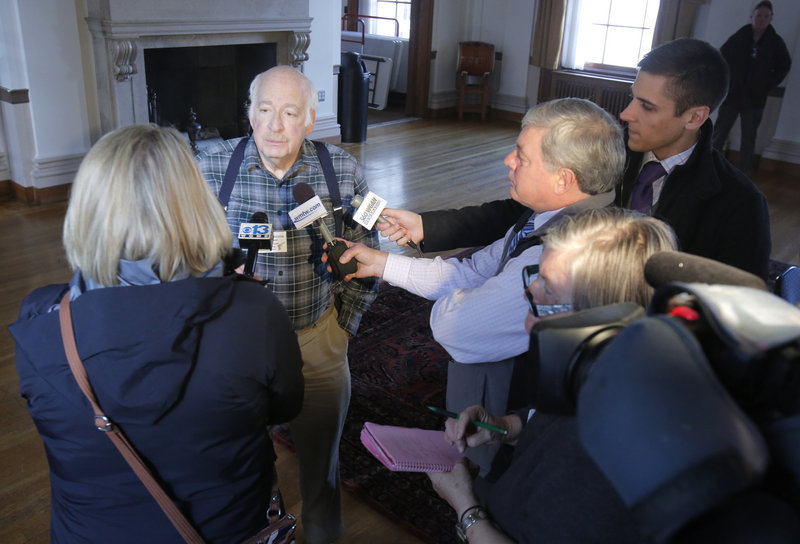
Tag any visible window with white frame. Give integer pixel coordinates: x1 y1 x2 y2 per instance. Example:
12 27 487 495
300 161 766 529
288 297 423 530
363 0 411 39
562 0 660 73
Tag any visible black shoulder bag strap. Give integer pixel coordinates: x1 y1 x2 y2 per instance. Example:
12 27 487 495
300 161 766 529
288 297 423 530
217 137 249 211
218 139 342 237
312 141 343 237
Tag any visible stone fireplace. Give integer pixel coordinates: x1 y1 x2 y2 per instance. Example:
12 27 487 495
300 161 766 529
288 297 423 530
86 0 312 134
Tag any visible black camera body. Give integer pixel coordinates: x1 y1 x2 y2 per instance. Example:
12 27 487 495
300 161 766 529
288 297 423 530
526 283 800 542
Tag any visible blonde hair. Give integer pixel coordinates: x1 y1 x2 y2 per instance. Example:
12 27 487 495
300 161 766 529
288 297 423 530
542 208 678 310
63 124 233 286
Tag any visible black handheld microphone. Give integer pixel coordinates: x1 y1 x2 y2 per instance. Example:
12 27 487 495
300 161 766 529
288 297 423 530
238 211 272 278
351 194 420 251
644 251 766 291
292 183 358 280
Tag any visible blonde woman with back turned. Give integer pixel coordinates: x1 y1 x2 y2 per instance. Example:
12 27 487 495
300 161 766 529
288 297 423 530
10 124 304 543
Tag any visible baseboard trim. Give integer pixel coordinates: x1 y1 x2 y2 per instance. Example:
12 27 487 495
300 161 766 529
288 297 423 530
488 108 523 124
757 156 800 177
310 113 341 141
0 180 11 200
7 180 71 204
724 149 800 177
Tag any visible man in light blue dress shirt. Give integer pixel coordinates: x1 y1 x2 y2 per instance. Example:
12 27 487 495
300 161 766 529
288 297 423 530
330 97 626 472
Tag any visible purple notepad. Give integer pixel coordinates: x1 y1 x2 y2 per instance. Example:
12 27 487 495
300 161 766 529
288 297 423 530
360 421 463 472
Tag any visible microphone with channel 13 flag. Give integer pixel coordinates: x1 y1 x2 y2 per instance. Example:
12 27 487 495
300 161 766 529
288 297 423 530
238 211 272 278
351 192 420 252
290 182 357 280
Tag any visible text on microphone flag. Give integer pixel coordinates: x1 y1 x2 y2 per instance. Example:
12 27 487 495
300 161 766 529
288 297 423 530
289 195 328 229
353 191 389 230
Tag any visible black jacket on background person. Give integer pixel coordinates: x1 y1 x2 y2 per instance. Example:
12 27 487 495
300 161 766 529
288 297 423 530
419 121 771 280
720 23 791 110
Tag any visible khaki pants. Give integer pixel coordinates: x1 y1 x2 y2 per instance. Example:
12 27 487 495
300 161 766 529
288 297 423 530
291 304 350 544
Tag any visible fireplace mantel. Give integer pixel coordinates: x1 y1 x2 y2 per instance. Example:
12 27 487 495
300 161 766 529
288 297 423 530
86 1 312 132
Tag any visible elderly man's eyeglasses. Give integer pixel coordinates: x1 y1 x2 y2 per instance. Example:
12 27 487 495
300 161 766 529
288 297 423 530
521 264 572 318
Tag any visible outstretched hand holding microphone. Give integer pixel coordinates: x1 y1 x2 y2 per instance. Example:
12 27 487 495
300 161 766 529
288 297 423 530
321 238 389 281
290 185 419 281
320 190 418 280
351 194 423 253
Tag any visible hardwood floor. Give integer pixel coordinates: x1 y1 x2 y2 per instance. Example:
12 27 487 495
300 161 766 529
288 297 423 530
0 117 797 544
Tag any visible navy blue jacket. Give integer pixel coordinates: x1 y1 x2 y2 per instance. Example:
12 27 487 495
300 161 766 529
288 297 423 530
481 413 644 543
10 275 304 543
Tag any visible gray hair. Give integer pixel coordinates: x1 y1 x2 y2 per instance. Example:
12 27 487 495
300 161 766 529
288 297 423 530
542 207 678 310
248 65 319 127
63 124 233 286
521 98 625 195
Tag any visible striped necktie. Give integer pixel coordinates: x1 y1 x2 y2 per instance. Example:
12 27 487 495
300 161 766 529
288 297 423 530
506 216 537 258
630 161 666 213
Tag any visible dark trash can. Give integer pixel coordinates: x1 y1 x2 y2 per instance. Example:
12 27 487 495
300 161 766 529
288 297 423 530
338 52 370 143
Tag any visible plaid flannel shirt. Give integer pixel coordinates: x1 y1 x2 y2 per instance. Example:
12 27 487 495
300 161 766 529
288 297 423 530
198 137 379 335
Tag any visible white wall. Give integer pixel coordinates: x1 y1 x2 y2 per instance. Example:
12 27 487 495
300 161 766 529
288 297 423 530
471 0 534 114
429 0 533 114
0 0 31 185
1 0 89 190
429 0 465 109
694 0 800 162
307 0 342 139
19 0 91 161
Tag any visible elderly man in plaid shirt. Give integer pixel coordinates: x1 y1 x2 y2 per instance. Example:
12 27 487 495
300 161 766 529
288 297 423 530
197 65 379 544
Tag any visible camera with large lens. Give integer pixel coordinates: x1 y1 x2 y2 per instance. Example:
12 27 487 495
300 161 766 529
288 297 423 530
524 280 800 542
526 283 800 419
522 302 645 415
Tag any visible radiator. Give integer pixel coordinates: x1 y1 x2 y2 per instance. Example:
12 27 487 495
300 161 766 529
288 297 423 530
539 70 633 119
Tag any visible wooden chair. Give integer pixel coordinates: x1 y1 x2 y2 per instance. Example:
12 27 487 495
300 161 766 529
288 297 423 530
456 41 495 121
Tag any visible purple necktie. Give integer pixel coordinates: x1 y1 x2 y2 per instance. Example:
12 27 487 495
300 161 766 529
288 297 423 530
630 161 666 213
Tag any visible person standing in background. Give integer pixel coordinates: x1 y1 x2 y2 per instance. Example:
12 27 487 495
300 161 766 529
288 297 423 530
713 0 791 175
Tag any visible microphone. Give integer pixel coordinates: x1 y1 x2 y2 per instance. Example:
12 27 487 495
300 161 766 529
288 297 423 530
352 194 420 251
238 211 272 278
644 251 766 291
290 183 357 280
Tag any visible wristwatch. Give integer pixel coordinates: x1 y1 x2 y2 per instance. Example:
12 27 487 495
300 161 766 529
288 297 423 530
456 508 489 542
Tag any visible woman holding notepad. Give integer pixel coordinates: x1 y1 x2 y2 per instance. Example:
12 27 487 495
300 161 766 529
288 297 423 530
427 208 677 543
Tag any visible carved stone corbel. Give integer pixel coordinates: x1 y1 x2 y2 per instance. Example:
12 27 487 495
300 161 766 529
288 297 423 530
110 39 138 81
289 31 310 67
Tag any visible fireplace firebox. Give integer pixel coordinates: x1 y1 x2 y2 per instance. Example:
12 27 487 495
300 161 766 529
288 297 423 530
144 43 277 140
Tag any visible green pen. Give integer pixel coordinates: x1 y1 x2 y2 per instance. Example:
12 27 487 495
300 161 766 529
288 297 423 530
426 405 508 435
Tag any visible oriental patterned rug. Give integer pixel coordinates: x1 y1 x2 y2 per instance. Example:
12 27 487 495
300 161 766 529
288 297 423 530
276 280 459 544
